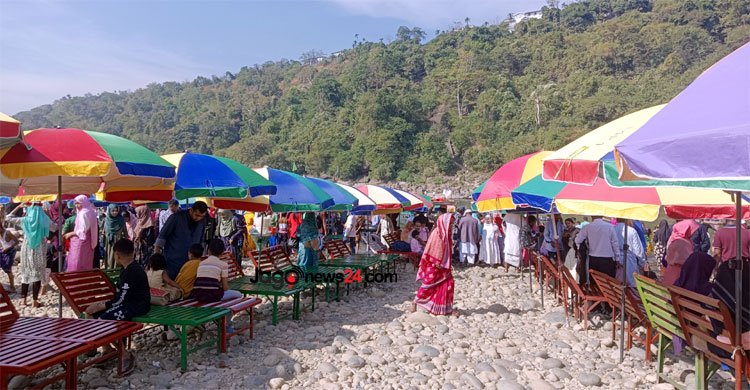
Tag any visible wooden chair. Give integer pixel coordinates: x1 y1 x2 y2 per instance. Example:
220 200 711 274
325 239 351 259
590 270 656 361
668 285 749 390
381 231 420 270
559 266 606 330
539 254 562 300
0 284 142 388
634 274 692 388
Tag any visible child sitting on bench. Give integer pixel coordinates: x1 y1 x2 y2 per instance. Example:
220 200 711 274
190 239 242 303
86 238 150 320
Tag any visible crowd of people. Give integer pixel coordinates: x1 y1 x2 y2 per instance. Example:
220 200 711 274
1 198 747 350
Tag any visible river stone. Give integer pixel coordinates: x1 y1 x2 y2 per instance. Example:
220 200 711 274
346 356 366 369
461 373 484 389
578 373 602 387
318 362 337 374
488 303 508 314
377 336 393 346
475 362 494 372
550 368 571 380
496 380 525 390
543 310 566 324
542 358 564 369
553 341 572 349
264 354 282 366
528 379 555 390
414 345 440 358
267 377 283 389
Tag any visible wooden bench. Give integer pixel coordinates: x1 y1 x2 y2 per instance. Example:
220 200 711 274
0 284 142 389
252 245 295 272
382 231 420 271
634 274 693 388
325 239 352 260
559 266 607 330
590 270 656 361
539 254 562 300
51 270 231 372
668 285 749 390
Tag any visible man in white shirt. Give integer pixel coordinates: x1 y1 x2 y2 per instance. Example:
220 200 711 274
158 200 180 234
575 216 620 282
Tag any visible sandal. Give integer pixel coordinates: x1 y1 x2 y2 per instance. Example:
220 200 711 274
32 301 43 308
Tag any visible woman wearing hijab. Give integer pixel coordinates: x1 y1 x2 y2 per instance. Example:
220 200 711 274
133 205 155 265
411 213 457 316
64 195 98 272
296 212 320 269
670 251 718 354
710 259 750 352
17 204 51 307
653 220 671 268
216 209 244 265
101 204 127 269
663 219 699 285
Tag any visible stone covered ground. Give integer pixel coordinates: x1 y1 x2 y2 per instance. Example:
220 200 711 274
1 262 741 390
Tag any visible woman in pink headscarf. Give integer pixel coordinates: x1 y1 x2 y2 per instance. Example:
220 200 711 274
662 219 700 285
411 213 458 316
64 195 98 271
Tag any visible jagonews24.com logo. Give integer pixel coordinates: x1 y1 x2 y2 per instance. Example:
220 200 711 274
248 265 306 289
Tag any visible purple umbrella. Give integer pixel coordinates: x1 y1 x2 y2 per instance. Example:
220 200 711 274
614 42 750 187
615 42 750 355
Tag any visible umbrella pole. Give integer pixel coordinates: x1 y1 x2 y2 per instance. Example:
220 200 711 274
619 220 629 363
734 192 742 347
57 176 63 318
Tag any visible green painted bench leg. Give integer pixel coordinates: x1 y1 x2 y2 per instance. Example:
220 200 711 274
179 325 188 372
272 295 279 326
696 352 706 390
657 334 668 383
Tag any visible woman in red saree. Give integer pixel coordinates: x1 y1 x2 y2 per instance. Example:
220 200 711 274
411 213 457 316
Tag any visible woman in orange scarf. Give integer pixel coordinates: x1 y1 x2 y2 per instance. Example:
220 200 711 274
411 213 458 316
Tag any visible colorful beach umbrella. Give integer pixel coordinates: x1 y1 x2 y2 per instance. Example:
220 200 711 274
1 128 176 201
0 112 22 149
614 42 750 189
394 189 424 211
307 177 359 211
357 184 410 214
336 184 377 214
162 153 276 200
253 167 334 212
475 151 551 212
543 105 665 185
471 181 486 201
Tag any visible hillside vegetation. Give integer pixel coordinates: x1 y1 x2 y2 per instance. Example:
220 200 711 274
15 0 750 184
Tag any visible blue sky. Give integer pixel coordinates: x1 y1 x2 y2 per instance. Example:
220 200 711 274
0 0 547 114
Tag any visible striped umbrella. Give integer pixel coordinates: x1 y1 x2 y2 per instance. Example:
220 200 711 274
162 152 276 200
253 167 334 212
336 184 377 214
307 177 359 211
1 128 176 201
357 184 410 214
471 181 486 201
542 105 665 185
394 189 424 211
0 112 21 149
475 151 551 212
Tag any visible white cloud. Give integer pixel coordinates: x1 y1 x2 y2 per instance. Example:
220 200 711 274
0 1 212 114
327 0 547 29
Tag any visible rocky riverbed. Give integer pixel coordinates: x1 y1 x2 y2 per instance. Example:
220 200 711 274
0 263 739 390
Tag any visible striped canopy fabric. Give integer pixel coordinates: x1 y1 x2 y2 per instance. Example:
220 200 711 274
542 105 665 185
1 128 175 200
307 177 359 211
475 151 551 212
253 167 334 212
162 152 276 200
357 184 410 214
336 184 377 214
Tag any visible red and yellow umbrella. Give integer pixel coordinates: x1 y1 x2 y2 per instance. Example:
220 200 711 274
475 151 551 212
0 128 175 201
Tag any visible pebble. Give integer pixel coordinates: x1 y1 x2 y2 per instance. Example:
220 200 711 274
496 380 525 390
461 373 484 389
346 356 366 369
577 373 602 386
542 358 564 369
528 379 556 390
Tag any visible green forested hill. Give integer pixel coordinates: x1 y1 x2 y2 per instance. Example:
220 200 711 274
14 0 750 183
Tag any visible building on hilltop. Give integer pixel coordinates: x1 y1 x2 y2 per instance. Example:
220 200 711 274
507 10 543 31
